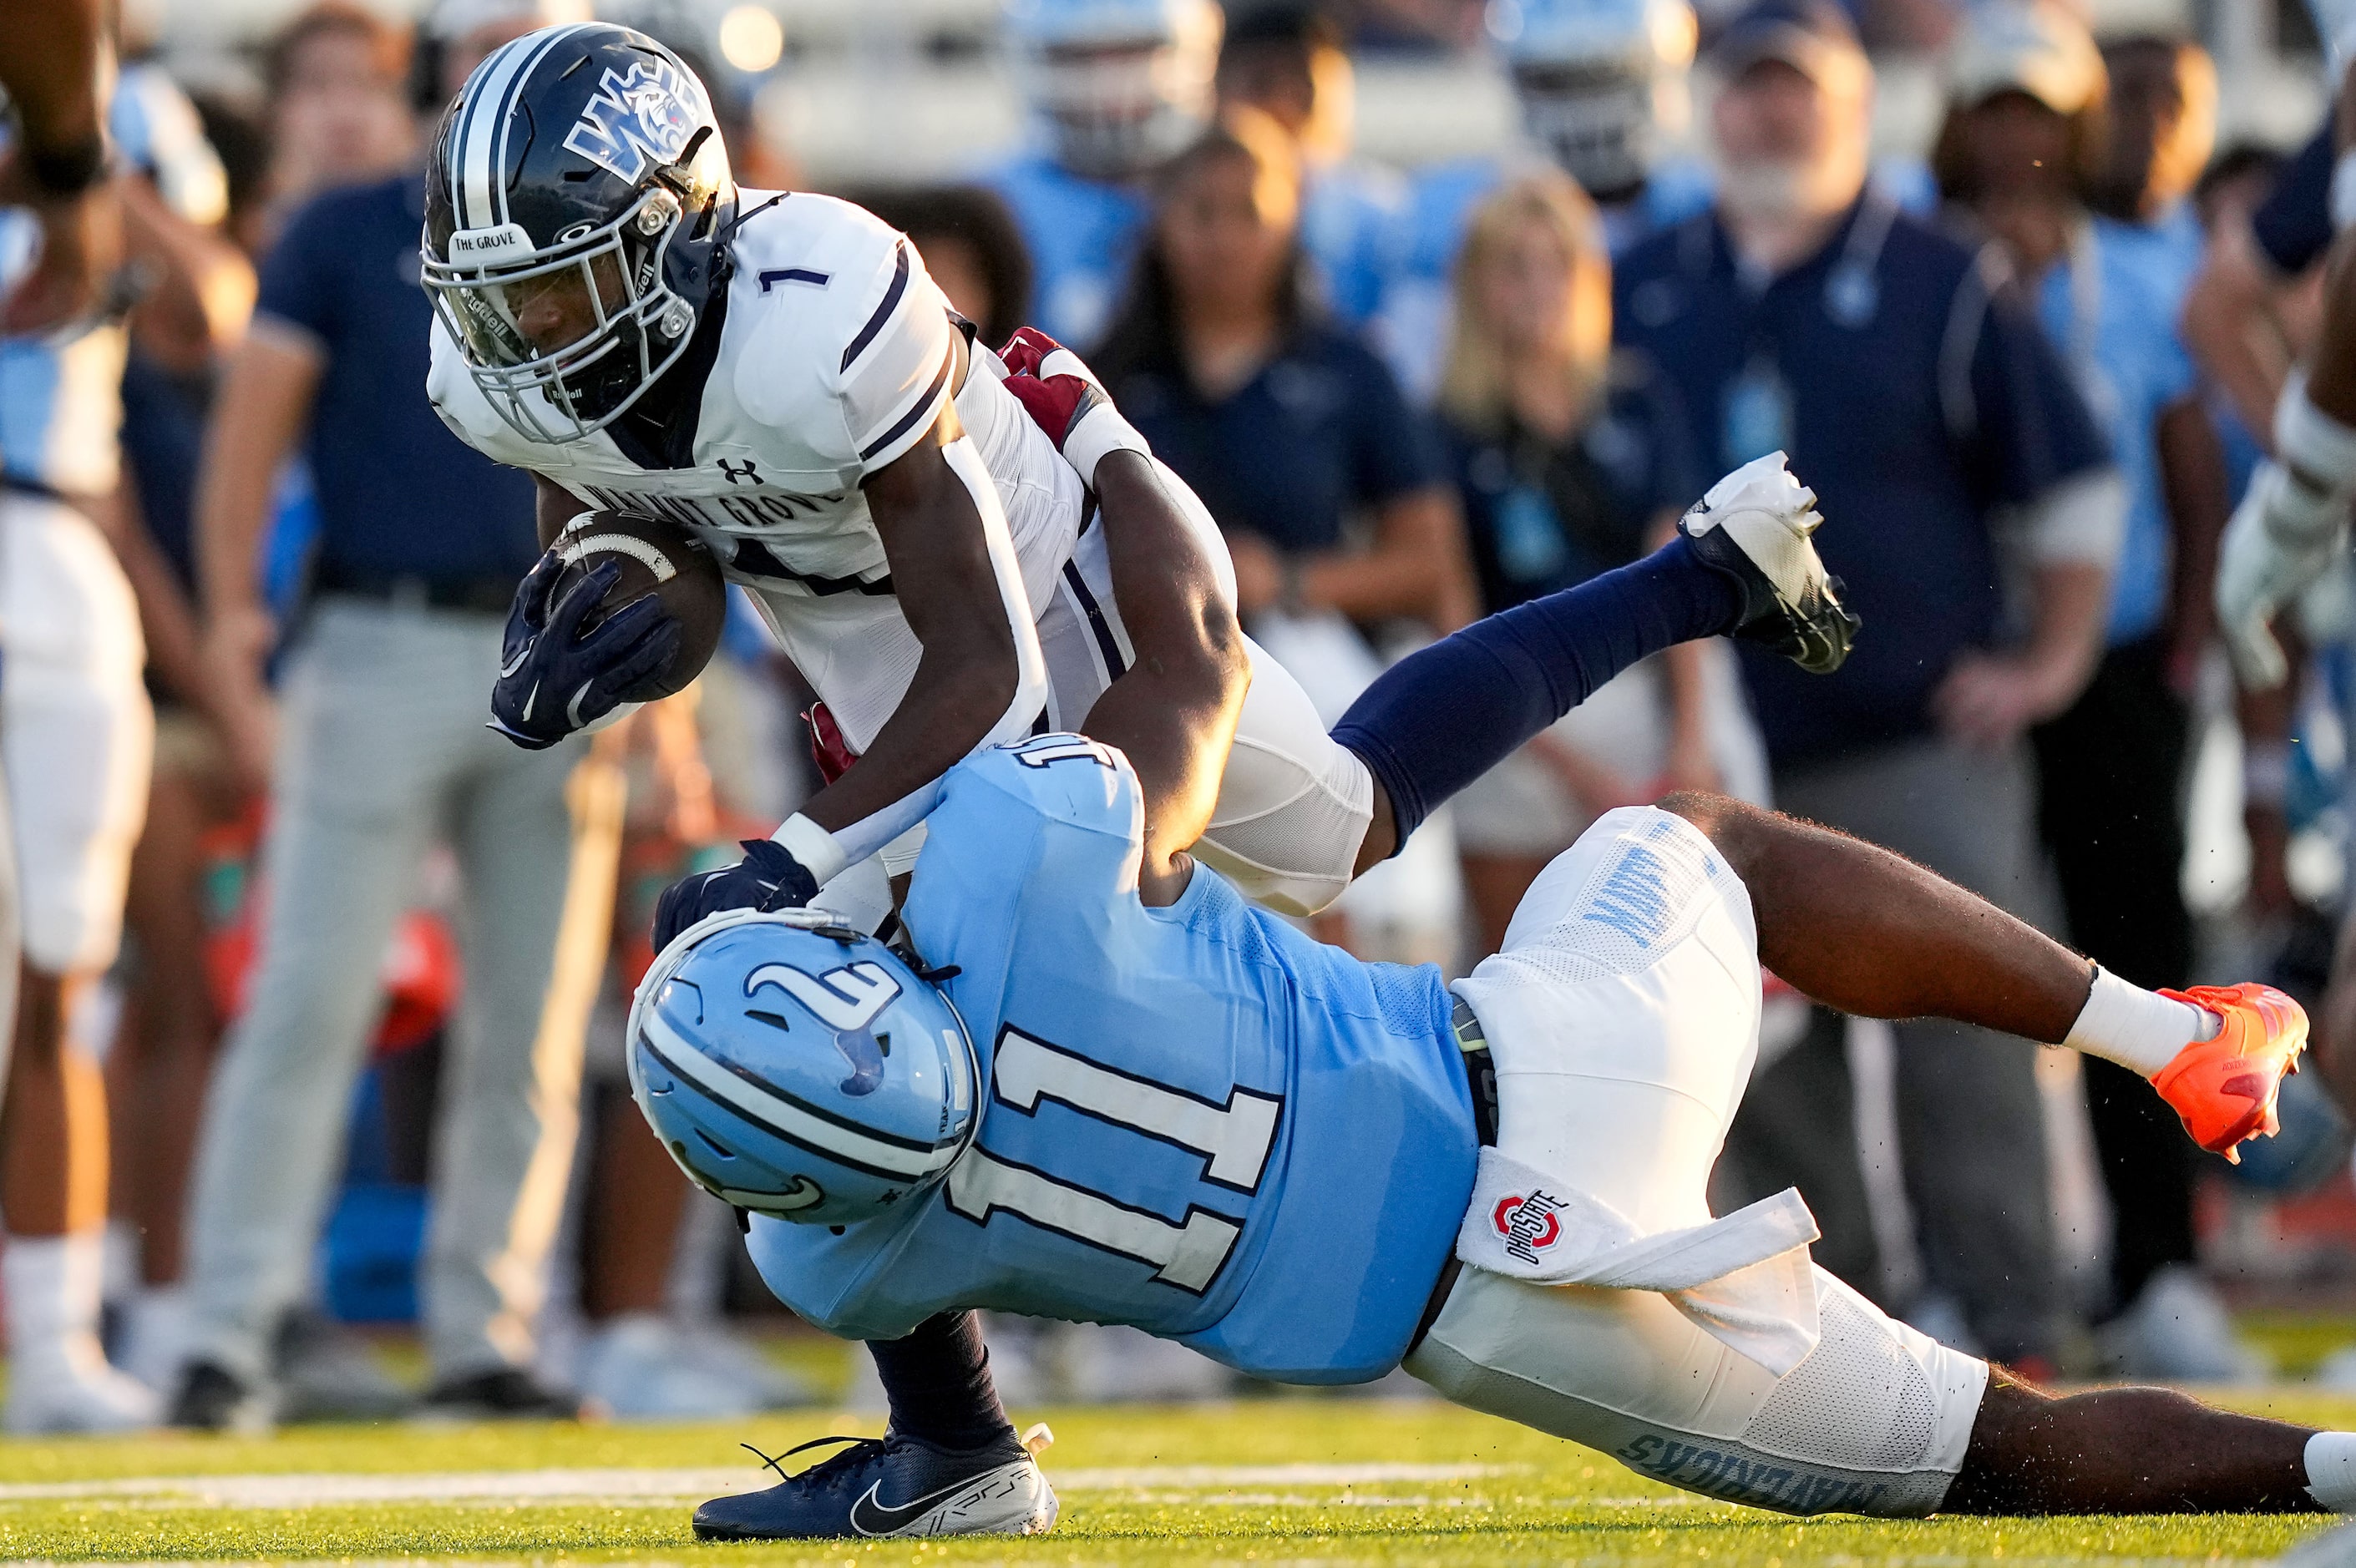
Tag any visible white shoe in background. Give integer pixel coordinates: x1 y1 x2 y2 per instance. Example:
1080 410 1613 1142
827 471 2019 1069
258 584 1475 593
580 1314 770 1421
5 1230 159 1433
115 1285 190 1395
2103 1267 2269 1383
675 1320 813 1408
4 1339 160 1434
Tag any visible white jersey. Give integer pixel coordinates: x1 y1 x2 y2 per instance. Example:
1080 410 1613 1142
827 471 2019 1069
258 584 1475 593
429 190 1087 752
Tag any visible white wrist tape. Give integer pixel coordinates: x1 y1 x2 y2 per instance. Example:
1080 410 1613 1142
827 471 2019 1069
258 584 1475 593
1063 402 1152 489
772 812 849 888
2275 377 2356 508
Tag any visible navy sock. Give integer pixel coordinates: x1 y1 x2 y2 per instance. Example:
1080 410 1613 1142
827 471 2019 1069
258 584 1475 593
1330 534 1746 847
866 1310 1014 1449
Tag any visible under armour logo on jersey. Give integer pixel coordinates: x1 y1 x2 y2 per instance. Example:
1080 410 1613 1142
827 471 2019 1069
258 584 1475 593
745 961 901 1032
718 458 760 485
562 60 700 185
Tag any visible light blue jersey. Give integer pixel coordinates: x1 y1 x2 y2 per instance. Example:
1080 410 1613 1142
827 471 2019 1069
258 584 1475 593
981 153 1152 349
984 149 1406 349
2035 215 2199 645
1 63 224 494
748 737 1477 1383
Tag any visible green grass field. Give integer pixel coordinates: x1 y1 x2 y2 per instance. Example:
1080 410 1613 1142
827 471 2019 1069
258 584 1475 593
2 1388 2353 1565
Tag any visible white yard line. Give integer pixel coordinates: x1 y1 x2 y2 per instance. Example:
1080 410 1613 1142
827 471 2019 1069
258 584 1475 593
0 1461 1512 1510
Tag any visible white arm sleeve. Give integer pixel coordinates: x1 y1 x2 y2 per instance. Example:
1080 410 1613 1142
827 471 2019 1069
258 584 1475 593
818 435 1050 867
2018 468 2128 566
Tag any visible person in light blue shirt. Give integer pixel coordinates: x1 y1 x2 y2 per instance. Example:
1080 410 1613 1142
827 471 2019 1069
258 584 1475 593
1937 9 2242 1379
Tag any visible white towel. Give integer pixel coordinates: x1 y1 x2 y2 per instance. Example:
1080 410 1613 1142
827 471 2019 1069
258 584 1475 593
1457 1146 1824 1376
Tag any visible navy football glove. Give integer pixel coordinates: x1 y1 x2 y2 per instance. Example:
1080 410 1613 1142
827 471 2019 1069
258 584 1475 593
489 554 681 751
651 837 823 952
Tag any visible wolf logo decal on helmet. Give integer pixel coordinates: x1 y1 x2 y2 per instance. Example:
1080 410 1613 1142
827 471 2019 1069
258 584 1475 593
562 59 701 185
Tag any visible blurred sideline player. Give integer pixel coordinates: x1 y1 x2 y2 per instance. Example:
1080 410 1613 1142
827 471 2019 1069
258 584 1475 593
174 0 611 1430
0 48 245 1434
428 23 1443 945
1379 0 1710 397
985 0 1400 351
0 0 109 1434
985 0 1220 346
638 372 2322 1539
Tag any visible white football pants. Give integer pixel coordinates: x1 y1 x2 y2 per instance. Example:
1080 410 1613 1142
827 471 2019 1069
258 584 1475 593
0 490 149 975
1405 807 1989 1518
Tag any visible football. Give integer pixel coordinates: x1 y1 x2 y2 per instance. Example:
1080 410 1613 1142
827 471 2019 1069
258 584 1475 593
546 509 727 703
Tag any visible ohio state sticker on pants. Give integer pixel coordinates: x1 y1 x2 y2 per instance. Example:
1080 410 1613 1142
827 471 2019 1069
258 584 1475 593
1455 1146 1823 1376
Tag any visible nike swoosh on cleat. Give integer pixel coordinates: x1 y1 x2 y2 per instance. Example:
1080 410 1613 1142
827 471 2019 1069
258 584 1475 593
499 645 531 680
849 1469 1016 1537
519 679 539 723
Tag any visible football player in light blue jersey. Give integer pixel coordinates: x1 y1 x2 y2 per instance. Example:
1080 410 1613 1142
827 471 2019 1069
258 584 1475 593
0 58 235 1436
1378 0 1712 399
985 0 1406 348
985 0 1219 346
632 358 2333 1541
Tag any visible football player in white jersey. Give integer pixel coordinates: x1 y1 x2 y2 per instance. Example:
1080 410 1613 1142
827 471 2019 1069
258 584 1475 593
424 20 1432 930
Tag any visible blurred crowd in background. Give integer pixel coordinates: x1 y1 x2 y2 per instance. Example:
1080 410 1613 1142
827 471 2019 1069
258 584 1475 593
0 0 2351 1434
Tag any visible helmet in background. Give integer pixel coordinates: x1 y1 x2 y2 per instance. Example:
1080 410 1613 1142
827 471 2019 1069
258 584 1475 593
1490 0 1698 201
422 22 736 443
1005 0 1224 180
627 908 980 1227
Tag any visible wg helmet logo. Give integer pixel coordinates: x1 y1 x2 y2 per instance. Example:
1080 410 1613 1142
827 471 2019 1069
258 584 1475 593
562 59 702 184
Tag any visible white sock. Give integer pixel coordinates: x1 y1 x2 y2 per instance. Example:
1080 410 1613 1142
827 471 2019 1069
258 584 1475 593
2062 966 2221 1077
2308 1431 2356 1510
4 1231 106 1375
100 1219 139 1306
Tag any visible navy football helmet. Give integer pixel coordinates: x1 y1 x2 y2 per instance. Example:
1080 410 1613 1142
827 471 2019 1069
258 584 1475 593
626 908 980 1227
423 22 736 443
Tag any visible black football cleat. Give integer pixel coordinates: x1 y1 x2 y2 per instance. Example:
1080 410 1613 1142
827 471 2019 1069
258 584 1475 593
693 1425 1058 1540
416 1366 580 1422
1678 451 1860 675
168 1359 273 1433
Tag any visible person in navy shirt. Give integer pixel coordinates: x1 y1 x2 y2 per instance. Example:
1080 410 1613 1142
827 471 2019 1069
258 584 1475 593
1614 0 2121 1372
174 0 602 1431
1093 111 1470 643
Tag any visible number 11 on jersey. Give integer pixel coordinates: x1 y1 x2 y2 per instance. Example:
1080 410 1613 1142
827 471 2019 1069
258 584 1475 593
944 1026 1282 1294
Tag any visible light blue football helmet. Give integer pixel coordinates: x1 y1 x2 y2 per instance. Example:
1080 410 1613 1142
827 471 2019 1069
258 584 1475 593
626 908 980 1227
1003 0 1222 178
1488 0 1697 200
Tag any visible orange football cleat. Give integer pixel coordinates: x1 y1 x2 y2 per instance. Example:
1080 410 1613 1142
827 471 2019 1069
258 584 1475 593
2149 983 2309 1162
